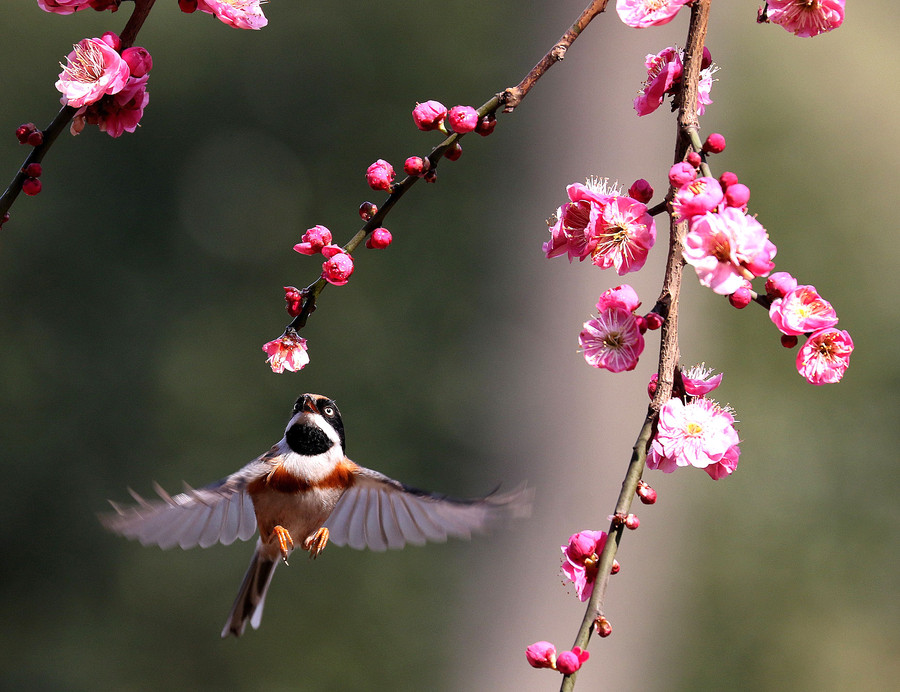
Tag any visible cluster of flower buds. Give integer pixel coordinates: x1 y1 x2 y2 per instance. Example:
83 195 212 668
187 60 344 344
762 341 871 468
292 225 355 287
525 641 590 675
412 100 496 138
16 123 44 147
38 0 268 29
54 33 153 138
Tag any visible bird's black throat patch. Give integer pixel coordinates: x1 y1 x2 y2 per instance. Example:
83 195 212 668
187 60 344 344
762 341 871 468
285 422 334 455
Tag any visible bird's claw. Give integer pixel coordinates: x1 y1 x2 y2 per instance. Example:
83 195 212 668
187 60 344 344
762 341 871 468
303 527 329 559
273 525 294 565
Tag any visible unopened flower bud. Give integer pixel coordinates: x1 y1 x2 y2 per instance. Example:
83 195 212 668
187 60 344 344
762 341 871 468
365 159 394 192
724 183 750 209
475 113 497 136
625 514 640 530
122 46 153 77
668 162 696 187
781 334 798 349
0 212 10 228
525 641 557 669
595 616 613 638
636 480 657 504
628 178 653 204
22 177 42 196
26 130 44 147
23 163 42 178
446 105 478 134
443 142 462 161
701 46 713 70
178 0 198 12
283 286 305 317
718 171 738 189
686 151 702 168
703 133 726 154
728 286 752 309
293 224 333 255
765 271 797 299
643 311 664 330
556 647 590 675
412 100 447 131
16 123 36 144
423 168 437 183
365 227 392 249
611 559 620 574
322 251 354 286
358 201 378 221
403 156 427 177
635 314 648 334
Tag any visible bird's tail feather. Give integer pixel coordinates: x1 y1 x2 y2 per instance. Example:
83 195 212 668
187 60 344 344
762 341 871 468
221 546 278 638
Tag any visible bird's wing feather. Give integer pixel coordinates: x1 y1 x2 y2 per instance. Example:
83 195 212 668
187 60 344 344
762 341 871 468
324 467 532 552
99 457 272 550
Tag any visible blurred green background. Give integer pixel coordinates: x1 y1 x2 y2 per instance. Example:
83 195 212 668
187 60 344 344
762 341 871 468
0 2 896 690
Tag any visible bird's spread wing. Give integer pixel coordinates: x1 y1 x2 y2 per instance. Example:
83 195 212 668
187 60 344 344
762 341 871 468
324 467 532 552
99 457 272 550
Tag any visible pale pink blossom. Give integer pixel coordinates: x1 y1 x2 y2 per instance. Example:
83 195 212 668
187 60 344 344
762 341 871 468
683 207 776 295
525 641 557 669
56 38 130 108
764 0 845 38
647 397 740 475
589 196 656 275
580 305 644 373
561 530 608 602
556 647 590 675
769 284 839 336
262 330 310 373
196 0 268 30
634 46 716 117
672 176 724 221
796 328 853 384
617 0 691 28
37 0 90 13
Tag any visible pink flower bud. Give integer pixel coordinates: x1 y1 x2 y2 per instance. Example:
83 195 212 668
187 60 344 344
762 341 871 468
122 46 153 77
412 100 447 131
525 641 557 669
0 212 9 229
595 616 613 638
358 201 377 221
686 151 702 168
703 132 726 153
23 178 42 196
728 285 752 309
765 271 797 299
320 244 344 259
365 227 392 249
628 178 653 204
27 130 44 147
781 334 799 349
701 46 713 70
16 123 37 144
625 514 640 530
724 183 750 208
611 559 620 574
647 374 658 399
283 286 304 317
322 252 354 286
556 647 589 675
446 105 478 134
100 32 121 51
718 171 738 188
23 163 42 178
365 159 395 192
293 224 332 255
637 480 657 504
643 311 664 330
403 156 427 177
444 142 462 161
668 162 696 187
423 169 437 183
475 113 497 136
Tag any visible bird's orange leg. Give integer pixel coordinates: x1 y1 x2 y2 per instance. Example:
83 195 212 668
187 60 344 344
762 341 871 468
303 527 329 559
273 525 294 564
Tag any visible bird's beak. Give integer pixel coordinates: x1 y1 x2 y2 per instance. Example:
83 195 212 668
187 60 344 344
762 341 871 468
299 394 318 414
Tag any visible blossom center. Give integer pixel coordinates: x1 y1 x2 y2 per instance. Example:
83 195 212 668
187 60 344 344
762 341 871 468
64 41 105 84
603 331 624 349
685 422 704 436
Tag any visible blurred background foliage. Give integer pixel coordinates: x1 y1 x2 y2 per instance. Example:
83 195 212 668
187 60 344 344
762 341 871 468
0 1 896 690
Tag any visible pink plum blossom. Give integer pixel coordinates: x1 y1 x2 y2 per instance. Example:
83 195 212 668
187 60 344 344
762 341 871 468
89 74 150 138
322 251 355 286
634 46 716 117
366 159 395 192
764 0 845 38
262 330 310 373
56 38 130 108
669 161 697 187
682 362 724 396
769 284 839 336
580 305 644 373
617 0 691 28
446 105 479 134
590 195 656 275
196 0 268 30
765 271 798 299
596 284 642 313
561 530 609 601
647 397 740 476
412 100 448 131
683 207 776 295
37 0 91 13
672 176 724 221
796 328 853 384
293 225 333 255
703 442 740 480
542 179 622 262
525 641 557 669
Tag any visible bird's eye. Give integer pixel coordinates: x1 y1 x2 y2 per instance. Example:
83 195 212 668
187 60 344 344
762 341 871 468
323 406 335 417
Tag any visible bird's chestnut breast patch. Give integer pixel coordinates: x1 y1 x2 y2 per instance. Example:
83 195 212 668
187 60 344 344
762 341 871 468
285 422 333 455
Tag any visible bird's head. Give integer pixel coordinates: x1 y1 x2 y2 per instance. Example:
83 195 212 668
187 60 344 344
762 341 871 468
285 393 345 455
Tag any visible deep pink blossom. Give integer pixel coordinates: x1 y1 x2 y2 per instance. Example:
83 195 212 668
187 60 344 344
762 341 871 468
765 271 798 299
196 0 268 30
683 207 776 295
262 331 309 373
590 196 656 275
669 162 697 187
91 74 150 137
634 46 716 116
446 105 479 134
121 46 153 78
556 647 590 675
796 328 853 384
647 397 740 476
37 0 91 13
56 37 130 108
765 0 845 38
672 176 724 221
561 530 608 602
769 285 839 336
366 159 395 192
525 641 557 669
543 179 622 262
617 0 691 28
322 251 354 286
412 100 447 131
580 305 644 373
293 225 333 255
596 284 642 313
682 363 724 396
